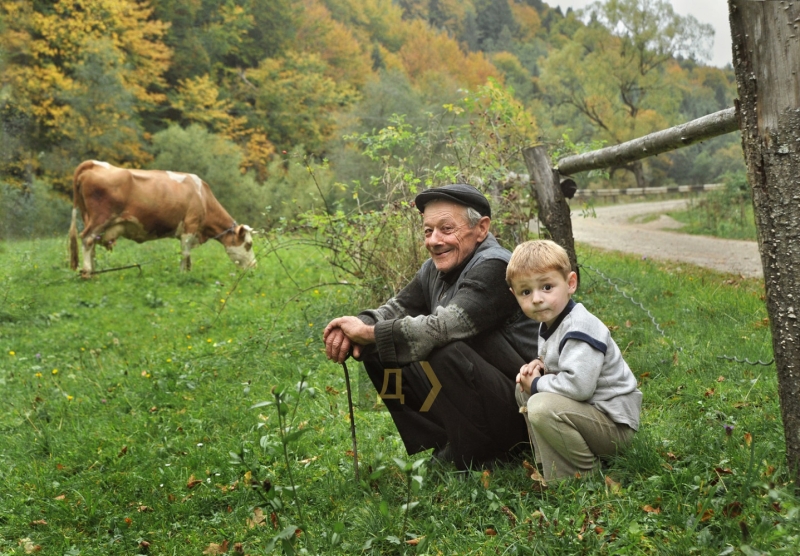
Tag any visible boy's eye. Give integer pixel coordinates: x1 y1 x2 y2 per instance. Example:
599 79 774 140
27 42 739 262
424 229 432 237
542 285 553 291
521 289 531 296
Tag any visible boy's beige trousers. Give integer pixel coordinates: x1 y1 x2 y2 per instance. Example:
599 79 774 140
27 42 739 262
515 390 635 481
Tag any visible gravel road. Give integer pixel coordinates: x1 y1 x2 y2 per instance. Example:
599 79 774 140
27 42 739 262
569 199 764 278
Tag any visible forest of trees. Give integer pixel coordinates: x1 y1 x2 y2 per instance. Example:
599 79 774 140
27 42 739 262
0 0 745 236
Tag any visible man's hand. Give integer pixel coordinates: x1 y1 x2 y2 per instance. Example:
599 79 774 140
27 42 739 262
323 316 376 363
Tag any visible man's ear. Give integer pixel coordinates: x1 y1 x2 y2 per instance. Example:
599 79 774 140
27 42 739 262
476 216 491 241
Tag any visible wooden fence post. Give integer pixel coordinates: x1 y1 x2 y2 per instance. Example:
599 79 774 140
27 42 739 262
522 145 580 284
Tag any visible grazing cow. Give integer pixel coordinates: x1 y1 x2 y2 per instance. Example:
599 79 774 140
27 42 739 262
69 160 256 277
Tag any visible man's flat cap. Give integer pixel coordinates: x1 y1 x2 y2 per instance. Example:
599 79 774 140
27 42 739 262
414 184 491 218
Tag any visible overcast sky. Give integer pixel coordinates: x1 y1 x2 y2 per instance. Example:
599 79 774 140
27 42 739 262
548 0 732 68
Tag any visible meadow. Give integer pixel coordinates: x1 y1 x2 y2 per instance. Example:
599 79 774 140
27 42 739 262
0 234 797 555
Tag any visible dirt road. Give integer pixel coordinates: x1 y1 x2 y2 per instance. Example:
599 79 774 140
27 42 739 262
569 199 764 278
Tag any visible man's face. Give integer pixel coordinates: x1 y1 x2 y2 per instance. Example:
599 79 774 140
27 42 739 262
423 200 489 273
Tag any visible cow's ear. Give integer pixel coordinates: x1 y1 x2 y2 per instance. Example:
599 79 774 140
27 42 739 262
236 224 253 239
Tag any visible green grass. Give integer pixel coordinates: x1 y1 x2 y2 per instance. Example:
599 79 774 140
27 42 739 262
666 191 757 241
0 236 797 555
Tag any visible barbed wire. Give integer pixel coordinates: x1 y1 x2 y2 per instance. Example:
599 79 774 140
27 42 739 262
583 263 775 366
716 355 774 366
582 264 665 336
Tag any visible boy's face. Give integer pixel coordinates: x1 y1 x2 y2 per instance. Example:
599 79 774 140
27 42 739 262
510 269 578 328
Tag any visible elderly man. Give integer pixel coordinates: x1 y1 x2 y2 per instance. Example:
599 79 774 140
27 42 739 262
324 184 537 469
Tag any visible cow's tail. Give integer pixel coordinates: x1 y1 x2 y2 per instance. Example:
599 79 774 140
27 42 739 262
69 161 93 271
69 207 79 270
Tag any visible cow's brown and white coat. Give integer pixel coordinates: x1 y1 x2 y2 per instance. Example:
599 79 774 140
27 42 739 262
69 160 255 276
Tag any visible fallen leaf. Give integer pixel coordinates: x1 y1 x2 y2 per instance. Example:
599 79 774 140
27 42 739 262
522 460 548 491
672 352 679 365
639 372 650 379
233 542 245 555
704 388 715 397
485 528 497 536
270 512 279 530
187 475 203 489
744 432 752 446
124 517 133 525
299 456 319 465
149 406 158 413
118 445 128 458
594 526 604 534
717 376 725 382
202 540 229 555
325 386 339 395
698 507 714 522
604 476 621 495
139 540 150 553
137 506 153 512
405 538 421 545
723 501 743 518
345 450 354 457
481 470 491 489
29 520 47 527
246 507 267 529
666 452 677 460
19 538 42 554
765 465 775 477
54 495 66 501
714 467 733 476
642 505 661 514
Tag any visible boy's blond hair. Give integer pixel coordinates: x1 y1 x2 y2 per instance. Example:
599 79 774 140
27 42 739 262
506 240 572 284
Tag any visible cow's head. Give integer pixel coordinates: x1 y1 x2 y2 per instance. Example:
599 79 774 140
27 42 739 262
223 225 256 269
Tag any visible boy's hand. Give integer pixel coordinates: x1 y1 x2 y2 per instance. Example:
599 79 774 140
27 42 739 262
517 358 544 394
520 358 545 378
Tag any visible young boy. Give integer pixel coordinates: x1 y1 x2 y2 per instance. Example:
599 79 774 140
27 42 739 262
506 240 642 481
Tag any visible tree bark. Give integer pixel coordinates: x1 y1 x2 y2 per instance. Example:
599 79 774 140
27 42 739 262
557 108 738 176
729 0 800 481
522 145 580 282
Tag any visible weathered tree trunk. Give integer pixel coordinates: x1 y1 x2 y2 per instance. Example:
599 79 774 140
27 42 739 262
729 0 800 482
631 160 646 189
522 145 579 282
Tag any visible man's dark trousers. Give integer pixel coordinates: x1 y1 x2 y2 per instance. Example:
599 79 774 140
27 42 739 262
361 341 529 469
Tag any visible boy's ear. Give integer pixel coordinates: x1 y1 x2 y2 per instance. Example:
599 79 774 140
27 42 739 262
567 271 578 293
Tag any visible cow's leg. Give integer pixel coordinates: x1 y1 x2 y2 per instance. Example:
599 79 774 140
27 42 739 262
180 233 198 272
81 235 96 278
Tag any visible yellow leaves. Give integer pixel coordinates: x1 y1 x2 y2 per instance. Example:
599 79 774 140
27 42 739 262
397 19 500 90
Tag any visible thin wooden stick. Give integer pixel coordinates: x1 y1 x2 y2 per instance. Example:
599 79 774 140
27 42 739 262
342 361 360 483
